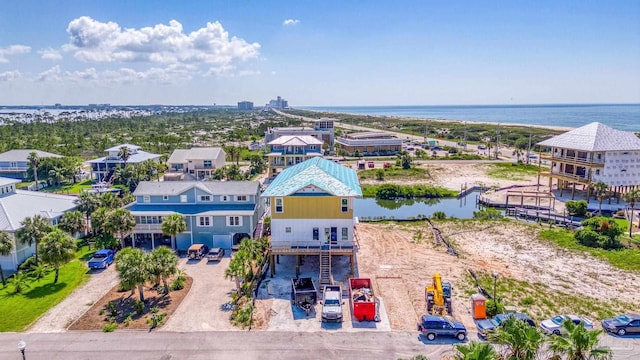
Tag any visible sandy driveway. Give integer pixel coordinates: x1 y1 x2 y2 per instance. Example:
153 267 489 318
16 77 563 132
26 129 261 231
160 256 239 332
27 263 119 333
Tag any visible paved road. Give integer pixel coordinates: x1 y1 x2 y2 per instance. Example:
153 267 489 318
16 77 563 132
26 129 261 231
1 330 639 360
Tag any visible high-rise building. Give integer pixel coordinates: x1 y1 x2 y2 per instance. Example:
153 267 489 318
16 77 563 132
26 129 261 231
237 101 254 110
268 96 288 109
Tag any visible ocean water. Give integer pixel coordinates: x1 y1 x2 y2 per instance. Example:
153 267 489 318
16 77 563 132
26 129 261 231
298 104 640 132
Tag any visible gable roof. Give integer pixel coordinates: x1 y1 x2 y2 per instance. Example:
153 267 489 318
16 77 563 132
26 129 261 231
537 122 640 151
86 150 161 164
267 135 323 146
0 190 77 232
0 177 20 187
262 157 362 197
105 144 141 152
133 181 260 196
167 147 225 164
0 149 62 162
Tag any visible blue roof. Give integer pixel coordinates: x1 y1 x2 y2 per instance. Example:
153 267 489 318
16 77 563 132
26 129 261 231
128 203 256 214
262 157 362 197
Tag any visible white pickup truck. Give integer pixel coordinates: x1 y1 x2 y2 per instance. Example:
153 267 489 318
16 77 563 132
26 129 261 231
321 285 343 322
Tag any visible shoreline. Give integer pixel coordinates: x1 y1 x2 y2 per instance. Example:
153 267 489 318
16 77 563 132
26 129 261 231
295 108 574 132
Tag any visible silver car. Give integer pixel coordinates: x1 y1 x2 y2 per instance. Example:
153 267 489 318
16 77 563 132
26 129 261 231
540 314 593 335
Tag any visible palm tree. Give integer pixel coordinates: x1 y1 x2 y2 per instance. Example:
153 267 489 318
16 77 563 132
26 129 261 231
10 271 30 294
622 189 640 237
75 191 100 233
162 214 186 250
118 146 131 167
488 317 545 360
99 192 123 209
17 215 52 265
513 148 524 163
148 247 178 294
106 208 136 248
58 210 84 237
0 231 13 287
90 207 110 235
454 341 498 360
225 145 240 166
38 228 77 284
548 320 612 360
592 181 609 214
225 255 246 294
27 151 40 191
115 247 148 302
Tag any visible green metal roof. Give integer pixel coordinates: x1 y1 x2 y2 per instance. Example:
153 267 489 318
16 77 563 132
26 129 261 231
261 157 362 197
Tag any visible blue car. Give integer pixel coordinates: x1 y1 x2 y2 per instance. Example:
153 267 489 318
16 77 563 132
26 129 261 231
602 314 640 336
88 249 114 269
418 315 467 341
477 313 536 338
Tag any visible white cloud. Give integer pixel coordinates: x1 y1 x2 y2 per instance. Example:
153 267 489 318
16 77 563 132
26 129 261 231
34 65 191 85
0 70 22 81
282 19 300 26
38 48 63 60
64 16 260 75
37 65 62 82
0 45 31 63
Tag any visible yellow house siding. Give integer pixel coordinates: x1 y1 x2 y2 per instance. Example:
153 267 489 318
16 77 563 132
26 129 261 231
270 196 353 219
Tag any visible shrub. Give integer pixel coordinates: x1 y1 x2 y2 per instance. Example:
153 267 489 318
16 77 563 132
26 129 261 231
106 301 119 317
102 323 118 332
486 299 504 317
134 300 145 315
565 200 588 216
17 256 37 272
124 314 132 327
375 169 385 181
575 217 623 249
431 211 447 220
170 277 185 291
473 208 503 220
519 297 535 306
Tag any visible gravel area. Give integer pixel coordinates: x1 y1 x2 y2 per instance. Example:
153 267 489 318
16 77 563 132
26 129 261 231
27 264 119 333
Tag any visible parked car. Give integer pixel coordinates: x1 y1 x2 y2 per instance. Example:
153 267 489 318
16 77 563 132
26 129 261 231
418 315 467 341
367 161 375 168
187 244 209 260
476 313 536 338
601 314 640 336
207 247 225 262
88 249 114 269
540 314 593 335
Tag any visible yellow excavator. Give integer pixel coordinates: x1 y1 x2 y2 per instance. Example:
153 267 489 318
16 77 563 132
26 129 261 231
425 273 453 315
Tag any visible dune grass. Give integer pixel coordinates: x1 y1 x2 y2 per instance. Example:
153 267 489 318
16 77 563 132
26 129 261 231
0 248 92 332
485 162 539 180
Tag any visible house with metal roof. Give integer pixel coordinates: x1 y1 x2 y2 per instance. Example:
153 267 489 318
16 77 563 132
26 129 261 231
266 135 323 179
128 181 263 250
0 149 62 180
261 157 362 285
264 117 336 153
165 147 226 181
0 177 78 272
86 144 161 183
537 122 640 199
335 131 402 156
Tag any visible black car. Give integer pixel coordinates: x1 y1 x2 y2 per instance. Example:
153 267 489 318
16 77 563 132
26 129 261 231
418 315 467 341
477 313 536 338
601 314 640 336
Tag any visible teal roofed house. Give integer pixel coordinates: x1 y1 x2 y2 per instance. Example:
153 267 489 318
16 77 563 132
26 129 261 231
262 157 362 285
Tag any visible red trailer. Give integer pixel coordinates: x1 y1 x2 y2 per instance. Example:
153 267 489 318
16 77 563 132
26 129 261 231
349 278 379 322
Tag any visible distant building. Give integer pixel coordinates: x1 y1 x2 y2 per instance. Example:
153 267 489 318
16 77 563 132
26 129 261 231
165 147 226 181
264 117 336 153
0 149 62 180
237 101 254 110
0 177 78 271
267 96 288 110
335 132 402 156
266 135 323 179
86 144 161 183
537 122 640 199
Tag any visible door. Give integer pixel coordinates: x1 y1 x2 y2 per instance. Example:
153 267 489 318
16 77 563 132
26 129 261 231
330 227 337 245
630 320 640 334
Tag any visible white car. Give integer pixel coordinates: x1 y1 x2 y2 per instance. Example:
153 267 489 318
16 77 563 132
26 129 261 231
540 314 594 335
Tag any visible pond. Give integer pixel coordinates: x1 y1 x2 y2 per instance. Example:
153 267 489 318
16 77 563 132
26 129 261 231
354 192 481 220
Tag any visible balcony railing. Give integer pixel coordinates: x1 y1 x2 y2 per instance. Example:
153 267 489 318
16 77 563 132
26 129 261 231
0 167 27 171
271 240 355 254
541 154 605 166
134 223 164 231
543 170 589 182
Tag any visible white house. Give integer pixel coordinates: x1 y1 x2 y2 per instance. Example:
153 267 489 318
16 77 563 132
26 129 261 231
165 147 226 181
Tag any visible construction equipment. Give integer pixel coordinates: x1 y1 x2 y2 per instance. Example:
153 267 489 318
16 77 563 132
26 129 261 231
425 273 453 315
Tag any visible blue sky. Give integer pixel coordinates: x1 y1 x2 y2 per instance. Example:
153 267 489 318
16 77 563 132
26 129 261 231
0 1 638 106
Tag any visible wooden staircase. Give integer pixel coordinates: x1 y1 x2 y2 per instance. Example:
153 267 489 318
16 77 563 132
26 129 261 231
319 250 332 286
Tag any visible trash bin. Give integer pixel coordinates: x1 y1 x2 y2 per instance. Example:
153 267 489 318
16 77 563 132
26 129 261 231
471 293 487 320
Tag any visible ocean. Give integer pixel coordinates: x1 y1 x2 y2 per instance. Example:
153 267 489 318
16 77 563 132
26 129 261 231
297 104 640 132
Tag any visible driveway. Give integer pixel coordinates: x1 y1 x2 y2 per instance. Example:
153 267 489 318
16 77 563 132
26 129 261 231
27 264 119 333
160 255 239 332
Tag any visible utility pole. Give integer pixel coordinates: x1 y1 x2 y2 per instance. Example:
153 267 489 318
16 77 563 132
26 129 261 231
463 122 468 151
424 121 428 146
526 131 532 165
495 124 501 160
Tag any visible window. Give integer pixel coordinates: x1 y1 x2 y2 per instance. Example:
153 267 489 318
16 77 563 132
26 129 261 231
312 227 319 240
597 154 602 160
275 198 283 213
285 227 292 233
341 227 348 241
236 195 247 201
595 169 600 175
199 195 211 202
163 195 169 201
180 195 187 203
220 195 229 202
228 216 242 227
203 160 212 167
341 198 348 212
198 216 211 227
143 195 150 203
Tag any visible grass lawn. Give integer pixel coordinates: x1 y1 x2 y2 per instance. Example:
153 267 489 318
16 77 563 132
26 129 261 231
41 180 93 195
0 248 93 332
538 229 640 271
485 162 539 180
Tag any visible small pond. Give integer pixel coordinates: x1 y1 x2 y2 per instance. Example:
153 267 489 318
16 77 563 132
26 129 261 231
354 191 481 220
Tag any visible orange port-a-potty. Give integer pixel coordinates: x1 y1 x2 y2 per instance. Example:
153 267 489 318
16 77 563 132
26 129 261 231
471 294 487 320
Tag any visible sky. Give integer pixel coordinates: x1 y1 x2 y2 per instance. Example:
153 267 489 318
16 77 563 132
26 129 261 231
0 1 639 106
